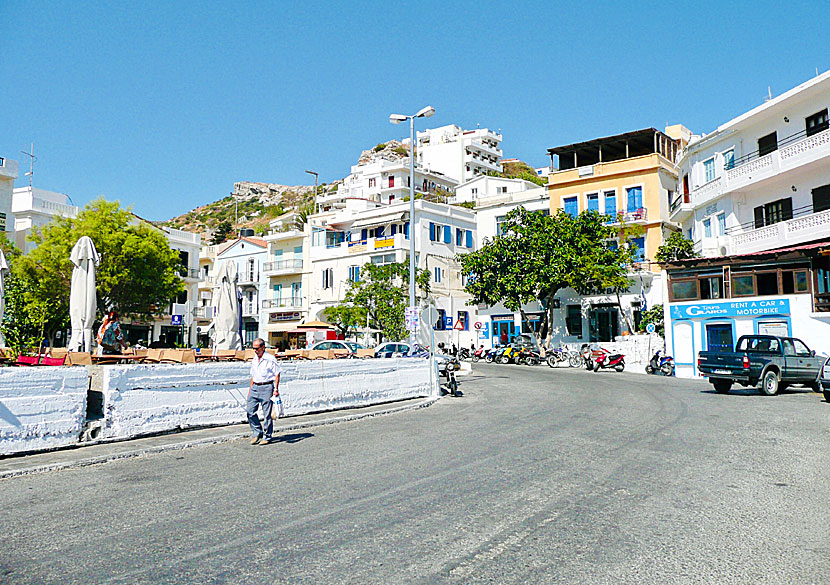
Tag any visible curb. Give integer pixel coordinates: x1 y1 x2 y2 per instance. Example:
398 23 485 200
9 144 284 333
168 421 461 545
0 396 440 480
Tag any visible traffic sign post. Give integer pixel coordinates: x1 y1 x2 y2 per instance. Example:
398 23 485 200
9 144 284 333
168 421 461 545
474 321 482 330
646 323 655 334
171 315 182 326
404 306 419 333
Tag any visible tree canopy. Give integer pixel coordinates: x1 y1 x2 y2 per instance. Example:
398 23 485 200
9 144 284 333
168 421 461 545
655 231 699 263
332 261 430 342
457 207 635 345
10 198 186 340
322 304 367 339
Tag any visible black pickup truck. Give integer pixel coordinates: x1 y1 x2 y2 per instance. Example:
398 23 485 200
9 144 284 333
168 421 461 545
697 335 823 395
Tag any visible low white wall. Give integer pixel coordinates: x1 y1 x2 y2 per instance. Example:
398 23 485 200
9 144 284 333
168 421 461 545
100 358 433 440
574 334 664 374
0 367 89 456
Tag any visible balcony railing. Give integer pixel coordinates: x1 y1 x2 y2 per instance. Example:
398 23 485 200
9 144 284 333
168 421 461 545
604 208 648 224
262 297 304 309
242 301 259 317
192 306 214 319
263 259 304 273
727 206 830 254
238 272 259 285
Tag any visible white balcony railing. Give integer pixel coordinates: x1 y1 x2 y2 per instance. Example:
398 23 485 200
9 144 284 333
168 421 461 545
238 272 259 285
262 297 304 309
242 301 259 317
192 306 214 319
263 258 304 273
729 207 830 254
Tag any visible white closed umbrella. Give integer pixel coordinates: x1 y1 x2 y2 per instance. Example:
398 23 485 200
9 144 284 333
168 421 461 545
211 260 241 351
0 250 8 347
67 236 99 352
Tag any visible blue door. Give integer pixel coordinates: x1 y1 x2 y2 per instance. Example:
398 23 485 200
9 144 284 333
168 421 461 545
706 324 734 353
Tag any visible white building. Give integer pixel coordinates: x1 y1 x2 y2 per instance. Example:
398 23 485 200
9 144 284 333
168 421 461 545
664 70 830 377
12 187 79 253
0 156 19 235
307 198 478 348
320 155 457 211
261 224 310 350
453 175 540 206
212 236 269 347
413 125 503 184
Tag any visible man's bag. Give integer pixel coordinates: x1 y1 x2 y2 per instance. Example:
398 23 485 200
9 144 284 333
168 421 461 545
271 392 285 419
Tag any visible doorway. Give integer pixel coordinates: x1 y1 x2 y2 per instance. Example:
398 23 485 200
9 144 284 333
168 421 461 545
706 323 734 353
589 306 619 342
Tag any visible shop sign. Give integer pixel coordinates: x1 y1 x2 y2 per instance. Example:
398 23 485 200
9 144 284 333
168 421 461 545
374 238 395 249
269 311 301 323
670 299 790 320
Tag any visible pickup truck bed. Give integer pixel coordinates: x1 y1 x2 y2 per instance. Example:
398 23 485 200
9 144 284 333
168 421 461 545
698 335 823 396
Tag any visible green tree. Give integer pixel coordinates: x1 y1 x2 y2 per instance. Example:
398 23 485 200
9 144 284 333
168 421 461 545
210 220 233 245
458 207 635 346
322 304 368 339
655 231 698 262
0 274 53 356
340 262 430 342
637 303 664 337
13 198 185 339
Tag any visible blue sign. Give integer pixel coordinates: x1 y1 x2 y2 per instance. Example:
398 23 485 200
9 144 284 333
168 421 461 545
171 314 183 325
478 322 490 339
444 316 453 328
671 299 790 320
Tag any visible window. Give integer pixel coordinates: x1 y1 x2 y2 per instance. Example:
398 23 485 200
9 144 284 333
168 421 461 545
793 339 811 356
586 193 599 213
756 272 778 296
700 276 723 300
456 228 463 246
671 280 698 300
732 274 755 296
443 225 451 244
429 222 438 241
471 188 478 195
806 108 829 137
782 339 796 356
435 309 446 330
434 266 442 283
388 176 395 188
604 192 616 220
404 221 409 239
754 197 793 228
465 230 473 248
566 305 582 336
370 253 396 265
703 218 712 238
496 215 507 235
322 267 333 289
457 311 469 331
758 132 778 156
497 186 507 194
723 149 735 170
630 237 645 262
812 184 830 213
703 158 716 183
348 265 360 283
273 249 283 257
717 213 726 236
369 178 376 188
564 196 578 217
626 186 643 212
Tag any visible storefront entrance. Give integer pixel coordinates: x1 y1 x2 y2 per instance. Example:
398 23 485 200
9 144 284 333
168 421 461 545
492 317 516 346
589 305 619 342
705 323 734 353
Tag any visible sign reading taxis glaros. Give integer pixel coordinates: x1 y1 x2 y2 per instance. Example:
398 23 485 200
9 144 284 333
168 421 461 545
671 299 790 320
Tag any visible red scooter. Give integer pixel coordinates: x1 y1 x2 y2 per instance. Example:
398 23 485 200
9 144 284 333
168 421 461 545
471 346 486 363
592 348 625 372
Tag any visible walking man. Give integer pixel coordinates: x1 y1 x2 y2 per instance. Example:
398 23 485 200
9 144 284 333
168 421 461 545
247 338 282 445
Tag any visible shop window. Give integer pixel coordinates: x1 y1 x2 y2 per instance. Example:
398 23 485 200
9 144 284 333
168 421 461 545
782 270 809 294
671 280 698 301
756 272 779 296
700 276 723 300
566 305 582 336
732 274 755 296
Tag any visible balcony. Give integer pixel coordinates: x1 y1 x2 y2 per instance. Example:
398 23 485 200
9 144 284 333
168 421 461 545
199 275 215 288
179 267 201 280
669 193 694 222
192 306 214 319
605 208 648 225
726 206 830 255
238 272 259 286
262 297 304 310
469 138 503 157
241 301 259 317
263 258 304 275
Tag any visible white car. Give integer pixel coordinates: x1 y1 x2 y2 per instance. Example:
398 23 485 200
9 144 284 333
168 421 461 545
309 341 365 355
374 342 412 358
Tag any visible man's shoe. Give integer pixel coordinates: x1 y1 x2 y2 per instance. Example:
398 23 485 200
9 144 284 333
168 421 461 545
259 437 273 445
250 435 262 445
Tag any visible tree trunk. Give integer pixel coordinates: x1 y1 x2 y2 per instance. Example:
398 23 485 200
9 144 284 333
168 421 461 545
616 288 634 335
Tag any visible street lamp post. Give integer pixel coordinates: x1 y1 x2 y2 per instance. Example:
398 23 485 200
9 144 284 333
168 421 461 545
305 170 319 213
390 105 435 345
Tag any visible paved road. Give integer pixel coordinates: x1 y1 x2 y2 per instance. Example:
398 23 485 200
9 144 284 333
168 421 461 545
1 364 828 584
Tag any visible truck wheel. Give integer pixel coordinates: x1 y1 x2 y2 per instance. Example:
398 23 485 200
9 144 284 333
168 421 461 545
824 389 830 402
807 381 821 393
713 379 732 394
760 370 780 396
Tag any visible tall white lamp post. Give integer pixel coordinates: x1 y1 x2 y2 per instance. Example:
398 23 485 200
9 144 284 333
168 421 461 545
390 105 435 344
305 170 319 213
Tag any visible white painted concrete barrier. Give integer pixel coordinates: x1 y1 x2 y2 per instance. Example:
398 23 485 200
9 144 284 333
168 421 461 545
100 358 433 440
0 367 89 456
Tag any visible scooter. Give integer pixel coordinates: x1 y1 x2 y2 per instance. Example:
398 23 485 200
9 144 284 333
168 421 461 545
484 346 501 363
580 344 595 370
498 346 522 364
518 347 542 366
471 346 486 363
645 350 675 376
458 346 472 360
439 357 461 396
592 348 625 372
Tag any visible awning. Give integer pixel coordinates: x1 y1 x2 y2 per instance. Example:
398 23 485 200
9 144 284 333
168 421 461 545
264 322 299 332
343 212 406 230
298 319 334 329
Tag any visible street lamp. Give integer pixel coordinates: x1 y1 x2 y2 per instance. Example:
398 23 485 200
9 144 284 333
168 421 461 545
390 106 435 343
305 170 319 213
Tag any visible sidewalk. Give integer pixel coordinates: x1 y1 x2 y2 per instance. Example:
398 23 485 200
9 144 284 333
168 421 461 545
0 396 438 480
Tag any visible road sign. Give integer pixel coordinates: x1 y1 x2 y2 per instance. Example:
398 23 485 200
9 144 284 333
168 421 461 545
474 321 482 330
444 316 453 329
646 323 656 334
171 315 182 326
453 319 464 331
404 307 419 332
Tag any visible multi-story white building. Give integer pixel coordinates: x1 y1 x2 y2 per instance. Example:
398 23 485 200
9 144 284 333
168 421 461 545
413 125 503 184
0 156 19 235
453 175 540 205
320 155 457 211
211 236 269 347
664 70 830 377
12 187 79 253
307 198 478 348
261 225 310 350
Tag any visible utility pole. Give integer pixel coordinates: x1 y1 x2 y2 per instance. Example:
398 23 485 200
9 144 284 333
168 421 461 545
20 143 35 187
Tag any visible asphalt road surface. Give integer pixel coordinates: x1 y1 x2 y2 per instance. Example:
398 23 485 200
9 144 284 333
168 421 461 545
1 364 828 584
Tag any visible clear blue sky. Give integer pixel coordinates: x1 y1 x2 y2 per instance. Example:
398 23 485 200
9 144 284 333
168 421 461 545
2 1 828 221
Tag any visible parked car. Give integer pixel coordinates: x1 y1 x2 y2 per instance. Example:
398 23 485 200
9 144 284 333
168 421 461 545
819 357 830 403
309 341 366 356
374 342 412 358
697 335 823 395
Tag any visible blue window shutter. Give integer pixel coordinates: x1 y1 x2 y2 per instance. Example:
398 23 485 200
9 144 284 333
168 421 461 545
564 197 578 217
587 194 599 212
466 230 473 248
404 222 409 238
391 224 397 236
429 223 435 241
361 228 367 241
627 186 642 211
443 225 451 244
456 228 462 245
376 225 385 238
605 194 616 219
274 249 283 257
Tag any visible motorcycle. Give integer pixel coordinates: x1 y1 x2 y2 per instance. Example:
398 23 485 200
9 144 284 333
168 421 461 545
518 347 542 366
484 346 501 363
471 346 486 363
592 348 626 372
498 346 523 364
458 346 472 361
580 344 595 370
546 346 581 368
645 350 675 376
439 356 461 396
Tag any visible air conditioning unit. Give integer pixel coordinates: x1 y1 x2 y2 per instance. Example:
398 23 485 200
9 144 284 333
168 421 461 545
719 246 728 256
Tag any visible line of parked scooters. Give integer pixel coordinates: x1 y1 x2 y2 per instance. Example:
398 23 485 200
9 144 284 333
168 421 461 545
464 341 675 376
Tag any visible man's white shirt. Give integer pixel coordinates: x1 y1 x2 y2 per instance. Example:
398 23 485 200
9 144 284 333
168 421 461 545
250 352 282 384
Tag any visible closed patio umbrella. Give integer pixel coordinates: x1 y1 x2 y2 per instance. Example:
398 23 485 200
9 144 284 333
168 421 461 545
67 236 100 352
211 260 242 351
